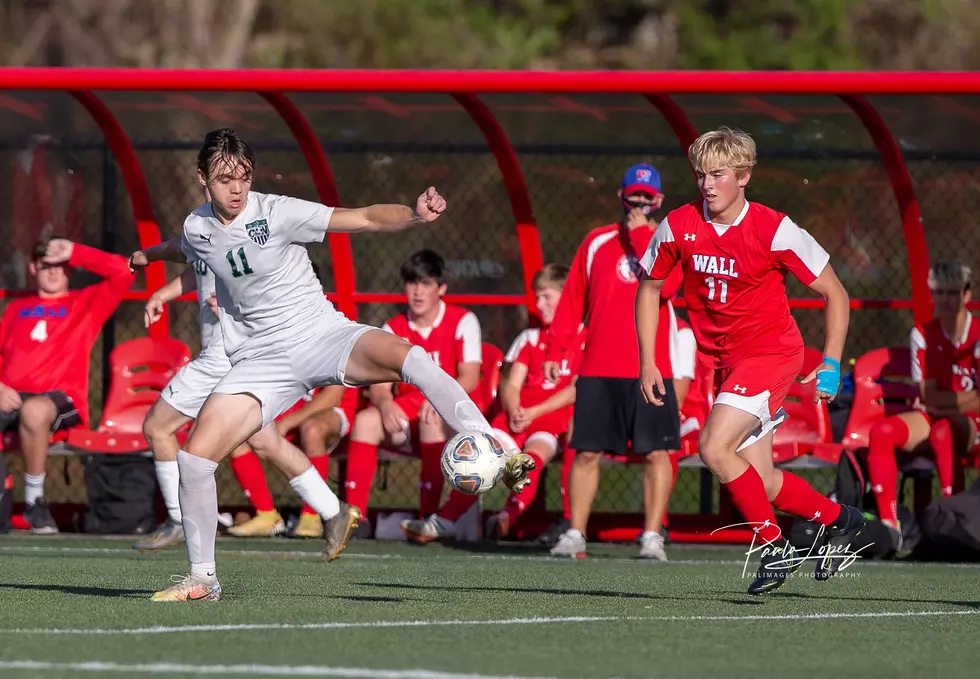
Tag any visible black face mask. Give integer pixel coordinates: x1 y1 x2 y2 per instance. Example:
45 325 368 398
623 197 655 216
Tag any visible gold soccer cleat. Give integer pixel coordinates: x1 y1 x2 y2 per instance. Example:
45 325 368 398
321 502 362 563
150 574 222 602
227 510 285 537
291 513 323 539
502 453 537 493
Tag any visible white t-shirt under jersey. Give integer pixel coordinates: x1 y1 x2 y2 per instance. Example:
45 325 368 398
192 260 222 353
179 191 345 362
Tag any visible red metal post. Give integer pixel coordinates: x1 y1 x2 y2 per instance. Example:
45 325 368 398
259 92 357 320
841 95 931 324
68 90 169 338
451 93 543 321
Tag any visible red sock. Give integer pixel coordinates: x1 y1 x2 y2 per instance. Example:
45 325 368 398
561 445 575 520
301 456 331 516
418 441 446 518
440 489 479 523
722 465 782 543
928 418 956 497
344 440 378 514
230 451 275 513
502 452 544 522
866 416 907 523
772 471 842 526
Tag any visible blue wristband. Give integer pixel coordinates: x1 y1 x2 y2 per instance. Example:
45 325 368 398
816 356 841 396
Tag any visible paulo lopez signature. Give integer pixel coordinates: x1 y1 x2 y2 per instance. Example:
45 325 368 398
711 521 876 578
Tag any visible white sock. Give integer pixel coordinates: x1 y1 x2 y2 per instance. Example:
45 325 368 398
289 466 340 519
154 460 181 524
400 345 493 436
24 473 45 505
566 528 584 540
177 450 218 582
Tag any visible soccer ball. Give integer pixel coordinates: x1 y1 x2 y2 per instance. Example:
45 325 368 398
441 431 506 495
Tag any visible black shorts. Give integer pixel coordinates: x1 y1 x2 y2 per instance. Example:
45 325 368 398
570 377 680 454
0 391 80 433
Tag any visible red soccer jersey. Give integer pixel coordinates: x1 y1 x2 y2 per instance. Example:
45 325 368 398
0 244 134 426
505 326 586 408
910 315 980 392
547 223 683 379
641 200 830 369
383 301 482 398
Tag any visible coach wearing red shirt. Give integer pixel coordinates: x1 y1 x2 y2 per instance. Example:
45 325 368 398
545 164 683 561
0 237 133 533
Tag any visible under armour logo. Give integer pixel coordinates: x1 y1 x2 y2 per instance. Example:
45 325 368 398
200 233 212 245
733 385 748 394
684 233 696 241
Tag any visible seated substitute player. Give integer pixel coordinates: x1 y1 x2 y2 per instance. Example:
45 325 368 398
133 262 358 553
344 249 484 520
866 261 980 550
546 163 683 562
402 264 585 543
676 317 712 443
129 128 533 602
0 237 133 533
637 127 864 595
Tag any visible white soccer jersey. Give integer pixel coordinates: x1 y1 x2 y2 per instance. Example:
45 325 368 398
192 260 222 353
179 191 345 362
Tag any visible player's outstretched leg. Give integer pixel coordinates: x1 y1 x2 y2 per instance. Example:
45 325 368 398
247 423 360 562
134 398 190 552
343 330 536 491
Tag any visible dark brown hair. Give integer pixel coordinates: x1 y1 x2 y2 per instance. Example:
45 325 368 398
197 128 255 179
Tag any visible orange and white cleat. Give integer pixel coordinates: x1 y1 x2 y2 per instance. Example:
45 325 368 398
150 574 222 602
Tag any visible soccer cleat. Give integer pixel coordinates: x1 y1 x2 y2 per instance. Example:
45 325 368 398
321 502 361 562
150 574 221 602
638 531 668 561
227 510 285 537
550 529 587 558
25 498 58 535
133 519 184 552
537 517 570 548
484 512 511 542
814 504 866 581
288 513 323 539
402 515 455 544
502 453 536 492
748 537 801 595
885 521 904 554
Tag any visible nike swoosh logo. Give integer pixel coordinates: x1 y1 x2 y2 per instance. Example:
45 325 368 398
188 587 216 601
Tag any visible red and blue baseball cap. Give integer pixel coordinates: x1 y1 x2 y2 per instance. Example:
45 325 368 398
622 163 661 196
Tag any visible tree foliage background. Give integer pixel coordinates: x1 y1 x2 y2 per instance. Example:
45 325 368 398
2 0 979 70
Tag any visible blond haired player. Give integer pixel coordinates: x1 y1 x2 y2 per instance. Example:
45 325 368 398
128 128 533 602
637 127 864 594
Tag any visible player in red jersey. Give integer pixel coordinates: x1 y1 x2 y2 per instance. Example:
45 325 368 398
866 261 980 550
0 237 133 533
637 128 863 594
344 249 486 521
402 264 585 543
546 163 683 561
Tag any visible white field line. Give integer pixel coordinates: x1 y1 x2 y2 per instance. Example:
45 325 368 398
0 660 558 679
3 609 977 636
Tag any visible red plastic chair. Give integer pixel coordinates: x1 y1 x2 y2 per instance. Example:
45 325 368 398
67 337 192 453
478 342 505 408
841 347 918 449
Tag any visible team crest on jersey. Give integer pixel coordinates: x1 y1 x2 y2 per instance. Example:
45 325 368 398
616 254 643 283
246 219 270 246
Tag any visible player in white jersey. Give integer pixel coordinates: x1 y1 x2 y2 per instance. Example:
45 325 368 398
128 128 535 602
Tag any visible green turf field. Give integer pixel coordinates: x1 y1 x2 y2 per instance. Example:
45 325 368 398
0 535 976 679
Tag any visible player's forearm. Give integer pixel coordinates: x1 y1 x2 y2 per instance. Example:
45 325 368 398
529 385 576 418
153 269 195 304
143 238 188 264
337 205 426 233
499 382 522 413
635 277 662 367
819 273 849 363
69 243 131 279
368 383 395 407
674 377 691 408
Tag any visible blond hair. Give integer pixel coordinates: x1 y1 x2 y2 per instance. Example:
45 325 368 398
533 263 569 292
928 260 972 291
688 127 757 176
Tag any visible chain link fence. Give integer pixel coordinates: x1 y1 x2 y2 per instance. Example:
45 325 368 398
1 91 976 532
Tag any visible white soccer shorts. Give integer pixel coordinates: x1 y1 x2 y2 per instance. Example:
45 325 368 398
213 320 373 427
160 347 232 419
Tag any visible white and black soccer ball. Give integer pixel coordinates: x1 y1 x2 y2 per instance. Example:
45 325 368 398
441 431 506 495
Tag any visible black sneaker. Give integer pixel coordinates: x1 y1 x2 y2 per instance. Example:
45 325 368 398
814 504 866 581
747 538 801 595
537 517 570 549
25 498 58 535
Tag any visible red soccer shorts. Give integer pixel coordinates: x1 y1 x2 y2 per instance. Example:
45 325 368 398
712 352 803 451
490 407 571 457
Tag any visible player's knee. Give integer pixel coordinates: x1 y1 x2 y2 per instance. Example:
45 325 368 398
298 417 329 445
697 427 736 468
351 407 383 443
929 417 952 444
575 450 602 468
18 397 55 433
643 450 670 466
